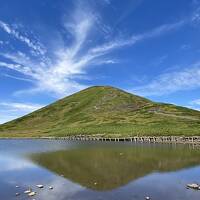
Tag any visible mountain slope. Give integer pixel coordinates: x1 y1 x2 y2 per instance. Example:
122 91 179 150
1 86 200 137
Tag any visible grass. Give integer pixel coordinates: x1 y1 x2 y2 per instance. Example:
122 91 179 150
1 85 200 137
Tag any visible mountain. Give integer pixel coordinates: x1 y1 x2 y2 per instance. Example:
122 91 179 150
1 86 200 137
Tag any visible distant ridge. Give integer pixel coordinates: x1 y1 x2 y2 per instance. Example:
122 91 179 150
1 86 200 137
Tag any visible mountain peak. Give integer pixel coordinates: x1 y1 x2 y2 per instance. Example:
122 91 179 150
1 86 200 137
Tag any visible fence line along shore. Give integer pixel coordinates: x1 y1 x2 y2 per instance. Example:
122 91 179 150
1 135 200 144
40 135 200 144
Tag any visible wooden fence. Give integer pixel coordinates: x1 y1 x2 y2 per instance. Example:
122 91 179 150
40 135 200 144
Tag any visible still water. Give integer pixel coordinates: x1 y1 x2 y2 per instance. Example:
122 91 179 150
1 139 200 200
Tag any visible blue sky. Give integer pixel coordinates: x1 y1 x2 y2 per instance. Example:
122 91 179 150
0 0 200 124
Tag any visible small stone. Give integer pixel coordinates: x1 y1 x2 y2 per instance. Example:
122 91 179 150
15 193 20 196
187 183 199 189
36 184 44 188
49 186 53 190
24 189 32 194
28 191 36 196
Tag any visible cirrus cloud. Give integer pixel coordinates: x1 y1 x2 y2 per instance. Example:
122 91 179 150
0 2 194 98
131 62 200 96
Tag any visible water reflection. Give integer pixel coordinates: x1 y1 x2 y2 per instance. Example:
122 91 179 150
1 140 200 200
30 143 200 191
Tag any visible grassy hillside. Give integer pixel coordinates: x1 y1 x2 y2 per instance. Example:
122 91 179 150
1 86 200 137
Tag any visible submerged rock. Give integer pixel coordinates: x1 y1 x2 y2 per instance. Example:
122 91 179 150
187 183 199 189
36 184 44 188
24 189 32 194
15 192 20 196
28 191 36 196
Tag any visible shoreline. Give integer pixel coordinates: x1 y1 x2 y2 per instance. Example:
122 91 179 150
1 135 200 145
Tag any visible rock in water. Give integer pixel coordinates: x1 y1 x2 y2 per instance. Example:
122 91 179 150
36 184 44 188
145 197 150 200
24 189 32 194
28 191 36 196
187 183 199 189
49 186 53 190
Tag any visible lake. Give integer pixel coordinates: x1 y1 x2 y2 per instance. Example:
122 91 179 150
1 139 200 200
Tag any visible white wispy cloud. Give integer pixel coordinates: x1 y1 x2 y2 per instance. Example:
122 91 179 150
189 98 200 111
0 102 44 124
186 99 200 111
0 115 20 125
0 102 43 112
190 98 200 106
191 7 200 23
151 55 168 66
103 0 111 4
131 62 200 96
1 73 33 82
180 44 191 50
135 20 186 40
0 21 46 55
0 3 190 97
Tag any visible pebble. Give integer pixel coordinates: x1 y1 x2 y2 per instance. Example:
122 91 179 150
28 191 36 196
187 183 199 189
24 189 32 194
36 184 44 188
16 184 54 198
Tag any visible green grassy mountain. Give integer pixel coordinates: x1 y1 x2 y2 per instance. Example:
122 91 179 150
1 86 200 137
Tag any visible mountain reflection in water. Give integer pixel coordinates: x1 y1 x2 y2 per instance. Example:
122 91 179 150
30 143 200 191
